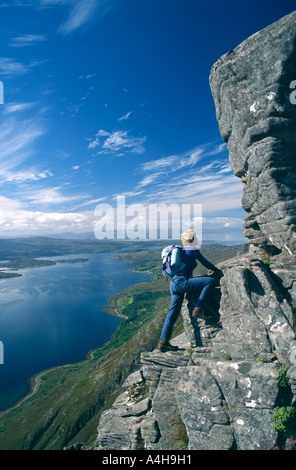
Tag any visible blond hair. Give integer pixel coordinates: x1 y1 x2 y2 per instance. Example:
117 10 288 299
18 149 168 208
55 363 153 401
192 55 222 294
181 229 197 246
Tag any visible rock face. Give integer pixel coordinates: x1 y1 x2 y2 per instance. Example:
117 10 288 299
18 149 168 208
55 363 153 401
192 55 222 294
210 11 296 256
214 255 295 364
95 13 296 451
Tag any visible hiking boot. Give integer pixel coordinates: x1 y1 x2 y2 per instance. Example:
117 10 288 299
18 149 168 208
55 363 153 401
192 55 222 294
192 307 213 320
157 340 179 352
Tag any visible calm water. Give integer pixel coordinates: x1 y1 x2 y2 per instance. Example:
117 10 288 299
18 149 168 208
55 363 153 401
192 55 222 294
0 253 152 411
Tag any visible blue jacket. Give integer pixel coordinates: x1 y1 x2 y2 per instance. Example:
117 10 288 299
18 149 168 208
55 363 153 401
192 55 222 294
178 249 220 279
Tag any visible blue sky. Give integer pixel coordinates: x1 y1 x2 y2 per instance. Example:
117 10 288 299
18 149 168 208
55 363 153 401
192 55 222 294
0 0 295 241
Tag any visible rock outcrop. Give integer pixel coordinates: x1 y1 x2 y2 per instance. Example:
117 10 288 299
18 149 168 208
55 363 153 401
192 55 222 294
210 11 296 256
95 12 296 451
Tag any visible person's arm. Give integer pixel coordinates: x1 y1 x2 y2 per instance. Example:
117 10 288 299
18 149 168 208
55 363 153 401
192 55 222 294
194 250 222 274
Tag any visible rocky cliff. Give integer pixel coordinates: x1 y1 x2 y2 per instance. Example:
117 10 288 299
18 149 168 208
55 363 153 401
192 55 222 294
95 12 296 451
210 11 296 257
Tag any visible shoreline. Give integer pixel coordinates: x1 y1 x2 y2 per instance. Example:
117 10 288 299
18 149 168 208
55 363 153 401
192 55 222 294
0 340 101 418
0 257 89 279
0 255 154 417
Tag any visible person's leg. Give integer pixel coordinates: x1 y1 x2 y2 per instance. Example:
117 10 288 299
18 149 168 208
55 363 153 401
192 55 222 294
158 281 185 351
186 276 215 318
159 291 184 342
186 276 215 305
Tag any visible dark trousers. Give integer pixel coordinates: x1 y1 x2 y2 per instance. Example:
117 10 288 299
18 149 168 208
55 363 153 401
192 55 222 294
160 275 215 342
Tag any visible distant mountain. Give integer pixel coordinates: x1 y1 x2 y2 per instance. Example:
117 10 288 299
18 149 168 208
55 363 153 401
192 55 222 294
45 232 96 239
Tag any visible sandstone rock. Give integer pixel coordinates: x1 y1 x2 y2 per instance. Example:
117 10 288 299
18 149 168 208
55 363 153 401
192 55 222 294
287 365 296 403
213 255 295 363
174 361 279 450
180 254 295 364
95 347 191 450
181 286 222 348
270 255 296 304
210 11 296 256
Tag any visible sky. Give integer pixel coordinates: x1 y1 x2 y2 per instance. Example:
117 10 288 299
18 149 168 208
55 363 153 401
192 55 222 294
0 0 295 242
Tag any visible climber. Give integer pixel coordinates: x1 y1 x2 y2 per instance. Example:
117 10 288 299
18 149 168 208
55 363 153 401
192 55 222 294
158 229 223 352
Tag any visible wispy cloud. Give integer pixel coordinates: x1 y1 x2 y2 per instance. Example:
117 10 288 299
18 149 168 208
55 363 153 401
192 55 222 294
0 118 51 183
2 102 37 114
141 143 226 174
144 164 242 213
118 110 133 122
5 169 52 183
10 1 73 8
3 1 115 36
141 150 202 176
88 129 146 155
0 57 30 77
39 0 72 6
70 196 106 210
9 34 47 47
59 0 115 35
134 141 242 214
137 172 163 189
0 56 45 78
22 187 89 206
137 142 225 189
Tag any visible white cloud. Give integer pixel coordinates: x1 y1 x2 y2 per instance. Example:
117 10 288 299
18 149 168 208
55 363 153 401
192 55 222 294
78 73 96 81
5 169 52 183
9 34 47 47
137 143 225 189
145 168 242 212
0 56 45 78
0 190 96 236
113 190 143 199
5 1 113 36
103 131 146 154
71 197 106 210
0 58 29 77
59 0 110 35
23 187 89 206
0 196 24 211
39 0 72 5
88 129 146 155
137 172 163 188
0 206 90 236
140 144 211 174
0 118 50 183
3 102 37 114
2 0 71 8
134 141 243 215
118 111 133 121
